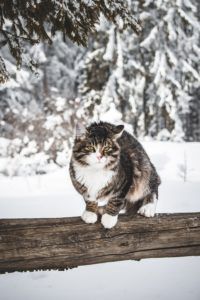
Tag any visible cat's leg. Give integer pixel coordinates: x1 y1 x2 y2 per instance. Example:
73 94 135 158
125 199 143 215
101 198 125 229
137 193 157 217
81 201 98 224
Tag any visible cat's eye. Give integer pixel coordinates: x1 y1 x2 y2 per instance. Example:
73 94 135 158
85 146 95 151
104 146 111 152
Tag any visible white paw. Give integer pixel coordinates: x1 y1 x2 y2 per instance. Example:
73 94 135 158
81 210 97 224
101 213 118 229
137 203 156 218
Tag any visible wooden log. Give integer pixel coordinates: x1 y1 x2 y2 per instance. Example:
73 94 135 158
0 213 200 273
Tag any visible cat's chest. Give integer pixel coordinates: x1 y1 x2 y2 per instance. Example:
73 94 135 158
73 162 114 199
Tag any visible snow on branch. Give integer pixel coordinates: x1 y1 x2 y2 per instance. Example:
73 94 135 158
0 0 142 82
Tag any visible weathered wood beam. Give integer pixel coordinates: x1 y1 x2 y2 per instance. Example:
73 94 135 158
0 213 200 273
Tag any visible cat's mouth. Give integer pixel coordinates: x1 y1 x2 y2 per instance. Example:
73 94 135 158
93 159 106 165
86 154 107 167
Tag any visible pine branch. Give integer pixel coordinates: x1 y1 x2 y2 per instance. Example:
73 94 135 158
0 0 142 83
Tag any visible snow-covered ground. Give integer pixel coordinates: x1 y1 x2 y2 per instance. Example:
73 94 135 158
0 141 200 300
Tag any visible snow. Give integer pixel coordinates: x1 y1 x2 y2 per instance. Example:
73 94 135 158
1 258 199 300
1 0 200 296
182 61 200 82
0 141 200 299
178 8 199 29
44 115 63 130
140 26 158 48
103 26 115 61
30 44 47 64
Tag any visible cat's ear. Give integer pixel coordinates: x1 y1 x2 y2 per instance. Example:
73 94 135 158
75 123 86 138
113 124 124 140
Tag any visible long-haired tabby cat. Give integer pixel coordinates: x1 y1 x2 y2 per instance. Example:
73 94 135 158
69 121 161 229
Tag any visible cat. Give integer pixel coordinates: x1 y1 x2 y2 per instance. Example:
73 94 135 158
69 121 161 229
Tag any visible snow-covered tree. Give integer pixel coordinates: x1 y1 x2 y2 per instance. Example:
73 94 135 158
0 34 82 175
77 0 200 141
138 0 200 141
1 0 200 176
0 0 141 82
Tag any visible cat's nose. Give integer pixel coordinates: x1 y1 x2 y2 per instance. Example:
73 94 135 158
97 154 103 160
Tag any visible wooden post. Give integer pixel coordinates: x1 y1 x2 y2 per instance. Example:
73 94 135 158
0 213 200 273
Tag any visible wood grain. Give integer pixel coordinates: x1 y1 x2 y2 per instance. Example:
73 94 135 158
0 213 200 273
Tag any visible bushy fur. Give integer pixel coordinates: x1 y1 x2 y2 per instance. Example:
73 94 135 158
69 121 161 228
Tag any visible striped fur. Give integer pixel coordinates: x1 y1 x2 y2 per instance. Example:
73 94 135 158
69 121 161 228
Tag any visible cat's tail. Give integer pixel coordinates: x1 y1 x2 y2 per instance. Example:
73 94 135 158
155 175 161 199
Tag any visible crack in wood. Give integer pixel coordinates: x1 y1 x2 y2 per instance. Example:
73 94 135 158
0 213 200 273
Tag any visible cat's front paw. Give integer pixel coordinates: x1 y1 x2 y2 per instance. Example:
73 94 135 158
137 203 156 218
81 210 98 224
101 213 118 229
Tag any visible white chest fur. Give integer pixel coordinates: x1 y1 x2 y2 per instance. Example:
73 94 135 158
73 161 114 201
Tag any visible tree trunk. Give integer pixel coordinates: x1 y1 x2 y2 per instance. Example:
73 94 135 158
0 213 200 273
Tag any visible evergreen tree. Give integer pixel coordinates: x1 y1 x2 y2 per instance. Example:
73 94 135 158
78 0 200 141
0 0 141 82
1 0 200 176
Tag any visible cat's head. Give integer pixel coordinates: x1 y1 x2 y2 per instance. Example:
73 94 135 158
73 122 124 168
